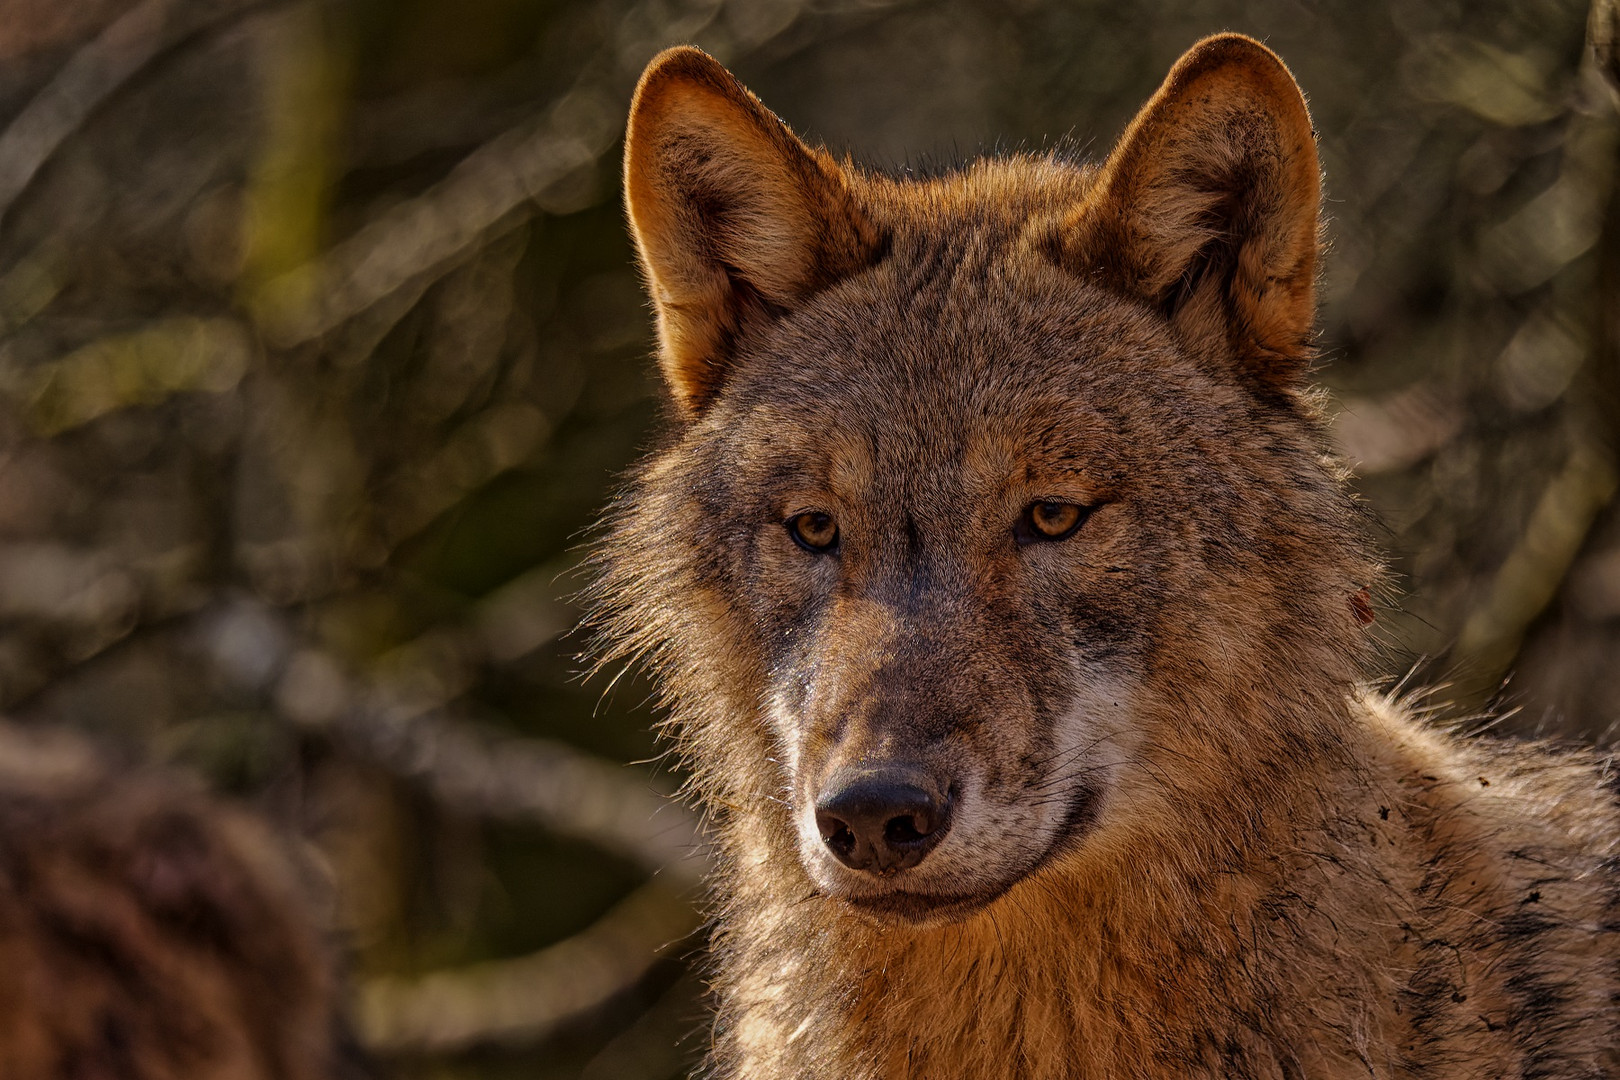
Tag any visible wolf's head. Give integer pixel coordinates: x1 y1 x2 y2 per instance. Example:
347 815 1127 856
598 36 1378 925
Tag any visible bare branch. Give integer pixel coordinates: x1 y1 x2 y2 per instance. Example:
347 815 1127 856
1332 381 1464 475
1591 0 1620 107
247 0 921 345
247 108 592 346
355 879 701 1054
275 647 708 887
1454 440 1619 696
0 0 268 225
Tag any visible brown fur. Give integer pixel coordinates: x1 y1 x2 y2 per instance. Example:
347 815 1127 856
0 726 357 1080
597 34 1620 1079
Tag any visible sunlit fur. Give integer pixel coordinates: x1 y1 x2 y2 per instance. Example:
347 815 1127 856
592 34 1620 1079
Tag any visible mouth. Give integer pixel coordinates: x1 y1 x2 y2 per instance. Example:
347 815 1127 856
838 886 1009 926
819 780 1103 927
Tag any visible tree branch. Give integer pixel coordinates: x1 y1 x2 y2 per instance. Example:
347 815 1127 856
0 0 271 225
355 879 701 1054
276 647 708 887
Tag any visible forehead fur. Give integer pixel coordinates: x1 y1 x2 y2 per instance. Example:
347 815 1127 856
699 157 1245 489
857 154 1100 228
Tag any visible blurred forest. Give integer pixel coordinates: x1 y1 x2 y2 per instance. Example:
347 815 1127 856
1 0 1618 1076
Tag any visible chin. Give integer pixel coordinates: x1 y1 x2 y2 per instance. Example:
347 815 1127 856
834 886 1009 927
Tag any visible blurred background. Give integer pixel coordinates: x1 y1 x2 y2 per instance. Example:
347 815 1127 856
1 0 1617 1076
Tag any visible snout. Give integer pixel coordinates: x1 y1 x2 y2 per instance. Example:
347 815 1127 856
813 767 953 875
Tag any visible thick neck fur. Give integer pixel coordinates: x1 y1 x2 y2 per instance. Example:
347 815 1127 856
684 685 1620 1080
705 687 1374 1080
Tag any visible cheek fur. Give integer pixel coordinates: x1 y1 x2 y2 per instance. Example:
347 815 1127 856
765 689 803 791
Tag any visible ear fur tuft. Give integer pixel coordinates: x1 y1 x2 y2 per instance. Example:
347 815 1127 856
1060 34 1321 386
624 47 882 418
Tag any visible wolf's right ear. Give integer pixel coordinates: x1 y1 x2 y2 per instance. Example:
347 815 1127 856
624 48 882 419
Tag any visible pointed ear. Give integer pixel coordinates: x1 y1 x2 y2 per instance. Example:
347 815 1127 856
624 47 883 418
1059 34 1321 386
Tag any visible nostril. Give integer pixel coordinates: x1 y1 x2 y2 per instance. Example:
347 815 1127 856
816 810 856 852
883 814 925 845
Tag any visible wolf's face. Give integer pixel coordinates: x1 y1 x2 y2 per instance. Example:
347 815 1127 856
609 39 1373 924
696 259 1225 920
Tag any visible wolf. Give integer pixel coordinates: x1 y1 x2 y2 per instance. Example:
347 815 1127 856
593 33 1620 1079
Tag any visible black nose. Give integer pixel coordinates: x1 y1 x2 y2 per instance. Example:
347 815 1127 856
814 768 952 874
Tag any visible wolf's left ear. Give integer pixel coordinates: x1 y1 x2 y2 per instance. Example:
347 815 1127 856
624 47 883 418
1058 34 1320 387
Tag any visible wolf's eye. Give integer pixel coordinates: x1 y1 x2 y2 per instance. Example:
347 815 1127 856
1016 501 1088 544
787 511 839 554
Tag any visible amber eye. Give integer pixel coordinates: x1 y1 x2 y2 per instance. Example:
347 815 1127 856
1016 501 1088 544
787 511 839 554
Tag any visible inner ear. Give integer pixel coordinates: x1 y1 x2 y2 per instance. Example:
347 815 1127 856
1161 223 1248 356
1057 34 1321 387
1160 228 1236 318
624 47 883 418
